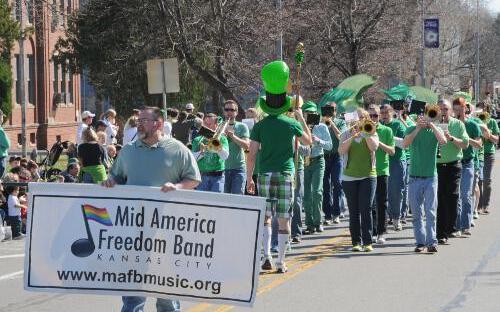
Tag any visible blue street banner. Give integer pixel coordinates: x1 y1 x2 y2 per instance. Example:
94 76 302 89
424 18 440 48
24 183 266 306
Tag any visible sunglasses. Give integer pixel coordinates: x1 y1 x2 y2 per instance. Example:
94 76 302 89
224 108 236 112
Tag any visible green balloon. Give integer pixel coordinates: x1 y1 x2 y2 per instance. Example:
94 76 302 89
261 61 290 95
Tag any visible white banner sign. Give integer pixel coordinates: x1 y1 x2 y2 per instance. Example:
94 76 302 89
24 183 265 306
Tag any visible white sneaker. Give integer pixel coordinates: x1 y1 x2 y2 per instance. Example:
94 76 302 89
376 235 386 244
450 231 462 238
333 216 340 224
394 219 402 231
13 235 25 240
276 261 288 273
473 211 479 219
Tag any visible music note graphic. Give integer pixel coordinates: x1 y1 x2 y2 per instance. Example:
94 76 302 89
71 204 112 258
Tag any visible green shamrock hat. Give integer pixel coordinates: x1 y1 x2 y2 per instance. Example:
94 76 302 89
302 101 317 113
258 60 292 115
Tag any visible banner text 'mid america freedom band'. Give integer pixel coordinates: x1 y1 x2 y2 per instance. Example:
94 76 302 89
24 183 265 306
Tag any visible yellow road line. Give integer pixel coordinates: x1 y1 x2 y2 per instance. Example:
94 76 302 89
186 230 351 312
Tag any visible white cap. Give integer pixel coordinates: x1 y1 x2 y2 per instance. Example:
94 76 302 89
81 111 95 119
185 103 194 110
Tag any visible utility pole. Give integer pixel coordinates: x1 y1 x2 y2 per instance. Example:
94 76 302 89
420 0 426 87
17 0 27 157
475 0 480 104
276 0 283 60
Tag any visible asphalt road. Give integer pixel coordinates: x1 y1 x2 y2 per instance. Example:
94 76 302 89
2 162 500 312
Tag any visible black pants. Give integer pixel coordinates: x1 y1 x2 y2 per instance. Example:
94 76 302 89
343 178 376 246
8 216 21 238
372 176 388 236
437 161 462 239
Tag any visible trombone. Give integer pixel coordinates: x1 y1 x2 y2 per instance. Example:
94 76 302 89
207 120 229 152
425 104 440 122
476 111 491 123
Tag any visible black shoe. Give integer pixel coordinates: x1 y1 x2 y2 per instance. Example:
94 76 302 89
302 228 316 235
291 236 301 244
438 238 448 245
414 245 425 253
388 219 393 225
261 258 273 270
401 219 408 225
427 245 438 253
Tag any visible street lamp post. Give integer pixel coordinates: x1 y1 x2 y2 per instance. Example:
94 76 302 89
475 0 480 104
17 0 27 157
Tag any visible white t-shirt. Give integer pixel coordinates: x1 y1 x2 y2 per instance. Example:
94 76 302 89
8 194 21 217
76 123 88 145
123 127 138 145
164 121 172 138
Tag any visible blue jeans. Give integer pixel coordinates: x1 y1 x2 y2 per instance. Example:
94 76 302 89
342 178 376 246
401 161 411 218
409 177 438 246
0 156 6 178
197 173 225 193
457 159 474 231
224 168 246 194
387 159 407 220
121 296 180 312
322 153 344 219
291 167 305 238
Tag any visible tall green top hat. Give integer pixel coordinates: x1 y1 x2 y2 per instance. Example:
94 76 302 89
257 60 292 116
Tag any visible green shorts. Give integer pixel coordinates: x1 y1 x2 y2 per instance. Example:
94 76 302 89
258 172 294 218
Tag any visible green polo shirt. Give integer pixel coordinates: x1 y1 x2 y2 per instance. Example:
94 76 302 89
325 118 346 155
110 137 201 186
437 117 469 164
250 114 303 174
463 118 481 161
384 119 406 161
404 118 415 161
225 122 250 170
406 126 441 177
192 135 229 173
375 124 394 176
0 127 10 158
484 118 499 155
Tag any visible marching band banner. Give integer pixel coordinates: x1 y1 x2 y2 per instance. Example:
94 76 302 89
24 183 265 306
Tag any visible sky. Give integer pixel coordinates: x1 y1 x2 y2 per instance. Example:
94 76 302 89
488 0 500 13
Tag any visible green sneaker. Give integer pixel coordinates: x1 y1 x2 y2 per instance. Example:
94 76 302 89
352 245 362 252
363 245 374 252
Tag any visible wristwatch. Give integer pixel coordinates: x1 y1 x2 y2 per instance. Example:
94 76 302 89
450 136 455 142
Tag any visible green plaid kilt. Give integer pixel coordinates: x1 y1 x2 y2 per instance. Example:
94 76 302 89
258 172 294 218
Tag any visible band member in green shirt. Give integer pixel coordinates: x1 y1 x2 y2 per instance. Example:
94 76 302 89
339 108 379 252
436 99 469 244
369 105 395 244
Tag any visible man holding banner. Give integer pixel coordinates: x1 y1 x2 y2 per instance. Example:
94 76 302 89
103 106 201 312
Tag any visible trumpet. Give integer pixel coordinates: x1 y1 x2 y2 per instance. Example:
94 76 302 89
425 104 440 122
207 120 229 152
358 119 377 135
477 111 491 123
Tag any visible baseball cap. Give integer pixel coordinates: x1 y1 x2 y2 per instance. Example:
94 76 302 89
185 103 194 110
81 111 95 119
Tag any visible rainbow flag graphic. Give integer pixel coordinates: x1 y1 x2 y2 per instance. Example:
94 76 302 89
83 204 113 226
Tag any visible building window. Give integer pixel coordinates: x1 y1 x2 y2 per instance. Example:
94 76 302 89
61 61 66 98
28 55 35 104
14 0 21 21
17 133 22 145
59 0 65 26
30 133 36 144
53 61 59 95
69 67 73 103
27 0 34 24
51 0 58 32
15 54 22 104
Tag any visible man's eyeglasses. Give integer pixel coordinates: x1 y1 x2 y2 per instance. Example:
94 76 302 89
224 108 236 112
137 118 158 124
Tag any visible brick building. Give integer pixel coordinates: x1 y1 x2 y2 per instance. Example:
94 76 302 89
6 0 81 151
